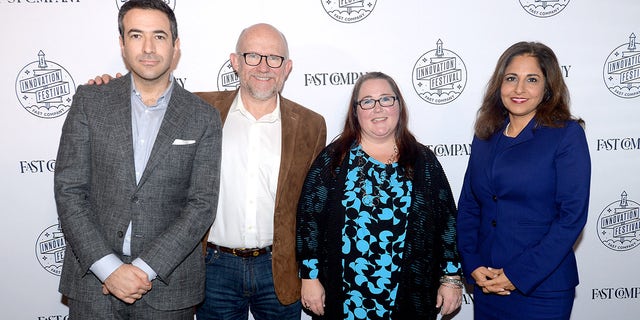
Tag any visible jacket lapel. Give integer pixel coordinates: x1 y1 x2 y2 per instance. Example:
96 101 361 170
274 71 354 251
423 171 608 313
508 119 536 147
216 90 236 124
108 75 137 187
486 119 537 191
276 97 299 206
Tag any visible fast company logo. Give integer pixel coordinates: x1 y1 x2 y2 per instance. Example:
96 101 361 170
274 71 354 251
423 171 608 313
36 315 68 320
597 191 640 251
426 143 472 157
19 159 56 174
602 33 640 99
595 137 640 151
116 0 175 10
15 51 75 119
217 60 240 91
519 0 570 18
321 0 377 23
1 0 80 4
303 72 365 86
35 224 66 276
592 287 640 300
412 39 467 105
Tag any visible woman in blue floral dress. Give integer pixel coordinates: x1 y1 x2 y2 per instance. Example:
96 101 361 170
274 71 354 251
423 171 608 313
296 72 463 319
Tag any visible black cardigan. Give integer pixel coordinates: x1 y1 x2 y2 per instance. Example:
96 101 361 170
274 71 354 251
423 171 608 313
296 141 461 319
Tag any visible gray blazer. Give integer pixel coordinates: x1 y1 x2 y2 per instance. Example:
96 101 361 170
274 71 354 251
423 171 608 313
54 74 222 310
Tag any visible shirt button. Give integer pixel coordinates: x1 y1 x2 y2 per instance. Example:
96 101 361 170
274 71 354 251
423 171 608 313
117 231 124 238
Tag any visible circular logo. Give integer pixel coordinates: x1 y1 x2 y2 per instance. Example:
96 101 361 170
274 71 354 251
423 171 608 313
216 59 240 91
15 51 75 119
321 0 377 23
35 224 66 276
602 33 640 99
412 40 467 105
596 191 640 251
519 0 570 18
116 0 176 10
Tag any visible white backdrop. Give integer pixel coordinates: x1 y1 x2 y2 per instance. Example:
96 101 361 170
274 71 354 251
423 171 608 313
1 1 639 319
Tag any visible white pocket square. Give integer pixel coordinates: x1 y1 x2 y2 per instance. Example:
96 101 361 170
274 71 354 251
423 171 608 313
172 139 196 145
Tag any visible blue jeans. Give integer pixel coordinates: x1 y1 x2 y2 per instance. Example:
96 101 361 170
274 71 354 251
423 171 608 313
196 247 302 320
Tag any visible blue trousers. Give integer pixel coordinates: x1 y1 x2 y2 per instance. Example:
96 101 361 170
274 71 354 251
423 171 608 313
473 286 575 320
196 247 302 320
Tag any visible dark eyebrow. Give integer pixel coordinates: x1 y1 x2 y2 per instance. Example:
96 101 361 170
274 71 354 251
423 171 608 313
504 72 541 77
127 29 169 36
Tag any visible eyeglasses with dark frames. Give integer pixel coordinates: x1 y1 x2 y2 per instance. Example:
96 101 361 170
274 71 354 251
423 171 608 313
239 52 285 68
356 96 398 110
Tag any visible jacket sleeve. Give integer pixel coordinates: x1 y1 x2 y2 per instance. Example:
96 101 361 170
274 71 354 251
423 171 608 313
296 146 333 278
424 147 462 276
54 85 114 273
456 137 484 283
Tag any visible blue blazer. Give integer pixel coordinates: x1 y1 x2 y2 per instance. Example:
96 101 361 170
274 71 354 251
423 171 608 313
457 120 590 295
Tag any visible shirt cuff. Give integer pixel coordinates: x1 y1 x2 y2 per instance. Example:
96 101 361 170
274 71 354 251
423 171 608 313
90 254 123 282
132 258 157 281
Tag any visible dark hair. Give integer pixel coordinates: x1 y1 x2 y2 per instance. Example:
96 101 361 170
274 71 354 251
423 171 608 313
474 41 583 139
118 0 178 45
331 72 418 178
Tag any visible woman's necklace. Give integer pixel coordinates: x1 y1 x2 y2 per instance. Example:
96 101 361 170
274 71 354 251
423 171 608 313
505 122 525 138
386 144 399 164
357 145 398 207
504 122 514 137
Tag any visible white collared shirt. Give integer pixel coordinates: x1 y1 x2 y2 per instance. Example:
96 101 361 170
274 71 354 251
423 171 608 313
208 91 282 248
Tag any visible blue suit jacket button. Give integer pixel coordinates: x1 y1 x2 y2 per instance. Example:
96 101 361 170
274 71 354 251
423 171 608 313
491 220 497 227
492 195 497 201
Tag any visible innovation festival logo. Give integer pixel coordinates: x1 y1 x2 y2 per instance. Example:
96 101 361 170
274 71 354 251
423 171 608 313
321 0 377 23
412 39 467 105
217 60 240 91
518 0 570 18
602 33 640 99
35 224 66 276
15 50 75 119
597 191 640 251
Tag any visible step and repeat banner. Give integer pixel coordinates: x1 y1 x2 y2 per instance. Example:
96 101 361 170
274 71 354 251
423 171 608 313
1 1 638 319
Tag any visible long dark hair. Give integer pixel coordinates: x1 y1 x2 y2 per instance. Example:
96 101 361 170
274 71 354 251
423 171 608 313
330 72 418 178
474 41 583 139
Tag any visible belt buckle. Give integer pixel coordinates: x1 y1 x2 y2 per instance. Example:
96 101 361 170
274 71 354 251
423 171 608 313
231 247 261 257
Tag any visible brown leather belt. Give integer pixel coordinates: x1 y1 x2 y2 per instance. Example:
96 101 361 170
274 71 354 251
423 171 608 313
207 243 271 258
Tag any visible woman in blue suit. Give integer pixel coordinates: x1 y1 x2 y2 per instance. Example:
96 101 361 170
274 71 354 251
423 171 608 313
457 42 591 320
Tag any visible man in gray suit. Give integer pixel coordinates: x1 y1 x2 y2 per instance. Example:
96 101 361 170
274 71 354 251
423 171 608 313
54 0 221 318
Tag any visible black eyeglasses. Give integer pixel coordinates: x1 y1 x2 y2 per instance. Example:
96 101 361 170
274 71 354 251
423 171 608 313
239 52 285 68
356 96 398 110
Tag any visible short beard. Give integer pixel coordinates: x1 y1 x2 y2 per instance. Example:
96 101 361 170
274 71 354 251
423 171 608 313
245 81 282 101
